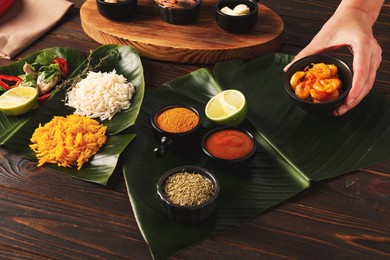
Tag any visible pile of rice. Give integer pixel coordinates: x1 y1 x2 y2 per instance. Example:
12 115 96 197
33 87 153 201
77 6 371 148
29 114 107 170
65 70 135 120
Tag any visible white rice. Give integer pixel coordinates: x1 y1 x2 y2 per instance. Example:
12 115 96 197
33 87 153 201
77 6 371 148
65 70 135 121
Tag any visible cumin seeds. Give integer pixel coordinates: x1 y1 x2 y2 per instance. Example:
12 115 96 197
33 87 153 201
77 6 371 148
163 172 214 207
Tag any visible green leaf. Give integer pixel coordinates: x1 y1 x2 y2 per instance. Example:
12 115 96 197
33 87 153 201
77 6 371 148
0 47 85 145
1 45 145 185
84 45 145 135
123 53 390 259
123 57 308 259
214 54 390 181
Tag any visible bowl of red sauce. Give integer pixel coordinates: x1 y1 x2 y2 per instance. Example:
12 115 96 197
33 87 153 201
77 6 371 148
151 104 202 157
201 127 256 166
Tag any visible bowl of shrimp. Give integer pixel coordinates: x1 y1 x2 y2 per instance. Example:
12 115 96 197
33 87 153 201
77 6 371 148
284 54 353 114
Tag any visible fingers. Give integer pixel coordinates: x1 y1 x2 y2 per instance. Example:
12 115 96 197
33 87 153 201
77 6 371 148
283 38 341 72
283 49 315 72
334 39 382 116
283 40 324 72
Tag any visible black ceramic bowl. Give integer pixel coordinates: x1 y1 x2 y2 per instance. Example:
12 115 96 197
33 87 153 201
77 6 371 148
157 166 220 223
284 54 353 114
96 0 138 21
155 0 201 25
201 126 256 167
151 104 202 157
215 0 258 33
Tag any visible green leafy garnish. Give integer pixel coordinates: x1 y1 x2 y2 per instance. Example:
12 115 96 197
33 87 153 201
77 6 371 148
19 74 37 88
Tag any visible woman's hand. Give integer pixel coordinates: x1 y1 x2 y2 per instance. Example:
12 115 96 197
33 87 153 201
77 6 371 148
284 0 383 116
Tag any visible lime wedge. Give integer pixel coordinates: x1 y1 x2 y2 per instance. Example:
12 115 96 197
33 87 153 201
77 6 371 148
205 89 248 126
0 87 38 116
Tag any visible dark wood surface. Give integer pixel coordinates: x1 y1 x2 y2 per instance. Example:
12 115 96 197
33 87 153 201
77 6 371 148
1 0 389 259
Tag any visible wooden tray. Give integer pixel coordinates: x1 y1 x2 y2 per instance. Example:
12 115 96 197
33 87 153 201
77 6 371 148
80 0 284 64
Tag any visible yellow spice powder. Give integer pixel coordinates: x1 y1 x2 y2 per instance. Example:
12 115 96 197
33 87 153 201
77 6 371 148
156 107 199 133
29 114 107 170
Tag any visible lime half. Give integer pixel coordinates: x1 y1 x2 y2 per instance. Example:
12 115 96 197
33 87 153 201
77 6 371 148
0 87 38 116
205 89 248 126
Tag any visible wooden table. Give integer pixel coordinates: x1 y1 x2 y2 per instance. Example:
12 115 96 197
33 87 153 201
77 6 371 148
1 0 389 259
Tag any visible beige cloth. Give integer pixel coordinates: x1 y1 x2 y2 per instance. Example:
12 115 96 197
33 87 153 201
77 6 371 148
0 0 73 59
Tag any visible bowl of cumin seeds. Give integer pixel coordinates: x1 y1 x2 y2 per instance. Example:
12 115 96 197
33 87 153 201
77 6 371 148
157 165 220 223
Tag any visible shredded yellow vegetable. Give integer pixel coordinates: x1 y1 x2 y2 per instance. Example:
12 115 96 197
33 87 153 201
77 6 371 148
30 114 107 170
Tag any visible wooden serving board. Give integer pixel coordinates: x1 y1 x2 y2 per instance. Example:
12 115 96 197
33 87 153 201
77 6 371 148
80 0 284 64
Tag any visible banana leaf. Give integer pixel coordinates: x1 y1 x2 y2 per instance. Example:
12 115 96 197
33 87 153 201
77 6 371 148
0 47 86 145
214 55 390 181
2 45 145 185
123 53 390 259
76 44 145 135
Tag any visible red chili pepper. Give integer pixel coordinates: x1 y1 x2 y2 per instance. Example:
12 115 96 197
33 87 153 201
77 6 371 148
0 74 22 90
37 92 52 102
54 57 69 78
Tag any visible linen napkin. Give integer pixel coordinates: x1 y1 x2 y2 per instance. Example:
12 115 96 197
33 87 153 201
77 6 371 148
0 0 73 59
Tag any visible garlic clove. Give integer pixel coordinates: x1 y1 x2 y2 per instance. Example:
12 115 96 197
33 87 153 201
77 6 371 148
233 4 250 15
221 6 238 16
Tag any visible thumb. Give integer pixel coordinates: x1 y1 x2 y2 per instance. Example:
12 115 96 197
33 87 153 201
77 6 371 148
283 45 323 72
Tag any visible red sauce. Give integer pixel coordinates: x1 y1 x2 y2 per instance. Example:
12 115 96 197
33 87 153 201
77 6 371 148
204 129 254 160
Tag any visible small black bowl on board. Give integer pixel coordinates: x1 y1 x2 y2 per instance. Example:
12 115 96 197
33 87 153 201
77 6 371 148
155 0 202 25
201 126 256 168
284 54 353 114
151 104 202 157
96 0 138 21
215 0 258 33
157 165 220 223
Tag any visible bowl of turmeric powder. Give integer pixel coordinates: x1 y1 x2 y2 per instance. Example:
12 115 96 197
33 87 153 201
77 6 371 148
284 54 352 114
151 104 202 157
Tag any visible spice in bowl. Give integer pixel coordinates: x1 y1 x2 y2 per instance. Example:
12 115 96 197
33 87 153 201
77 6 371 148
155 106 199 133
163 171 215 207
151 104 202 157
157 166 220 223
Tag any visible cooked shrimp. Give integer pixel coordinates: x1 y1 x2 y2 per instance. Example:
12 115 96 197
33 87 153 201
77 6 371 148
289 63 342 103
324 78 341 93
295 81 311 100
313 78 341 93
327 90 340 100
313 79 326 92
310 88 329 102
328 64 338 76
37 72 61 95
310 63 331 78
304 70 316 80
290 71 306 90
